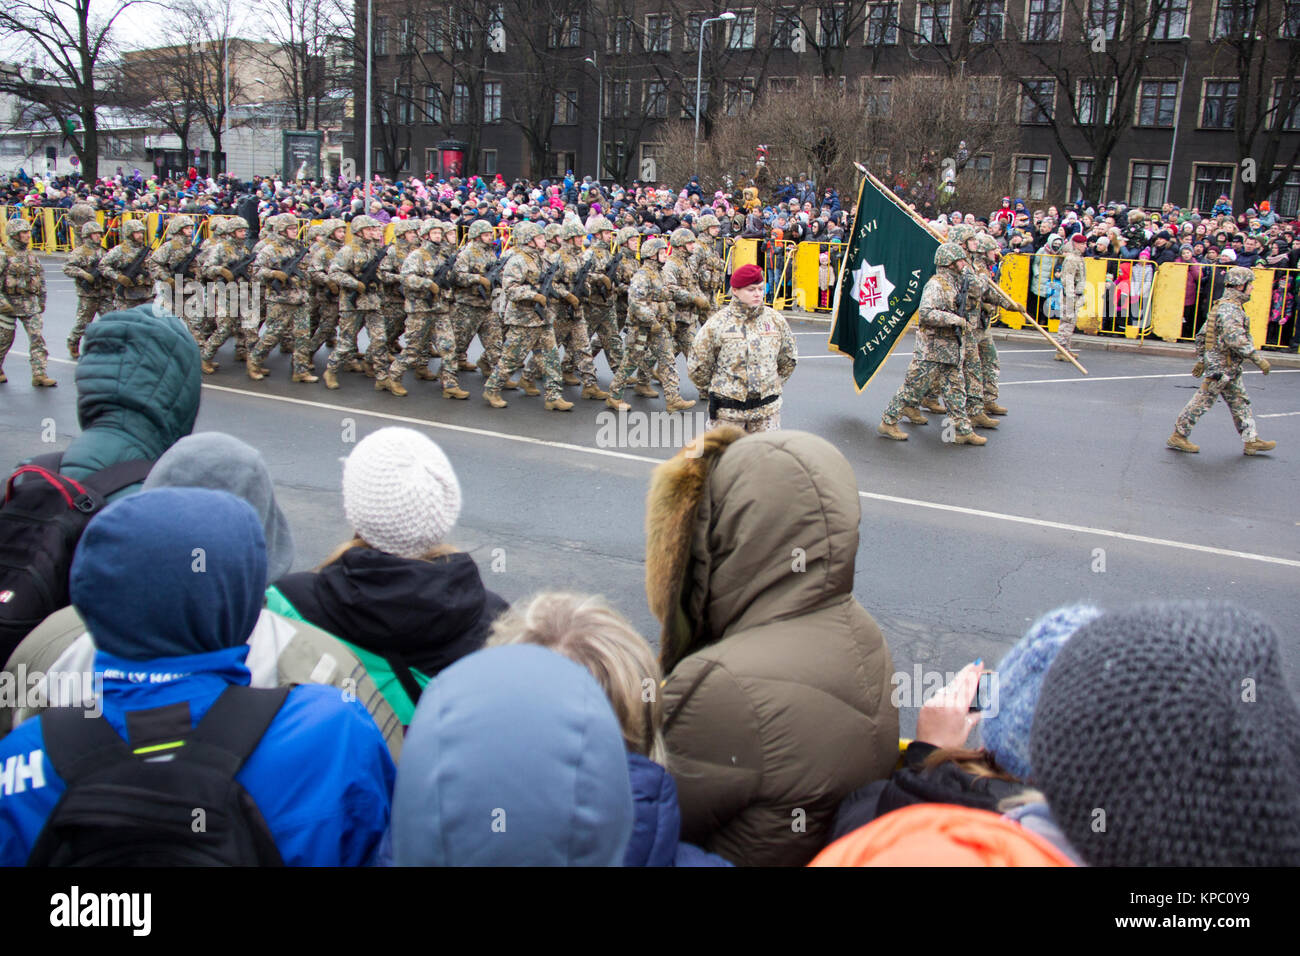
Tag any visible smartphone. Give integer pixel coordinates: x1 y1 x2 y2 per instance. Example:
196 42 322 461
969 672 996 712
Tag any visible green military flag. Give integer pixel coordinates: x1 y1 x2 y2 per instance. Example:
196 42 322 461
828 172 941 391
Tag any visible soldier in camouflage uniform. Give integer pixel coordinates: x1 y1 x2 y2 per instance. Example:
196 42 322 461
196 217 256 374
1056 233 1088 358
481 221 572 412
878 244 986 446
147 215 198 327
248 213 315 383
974 233 1025 417
98 219 155 314
451 220 498 374
387 219 468 399
0 217 53 386
580 217 624 379
300 219 347 373
527 219 608 400
1168 266 1276 456
690 214 727 304
661 227 710 367
63 219 111 359
612 228 658 397
325 215 391 391
688 263 797 432
605 237 695 413
380 220 420 359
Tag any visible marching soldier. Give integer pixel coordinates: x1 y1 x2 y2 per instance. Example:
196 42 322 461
98 219 155 315
481 221 572 412
612 228 658 398
878 243 986 446
1168 266 1276 456
63 219 111 359
974 233 1024 417
527 219 608 400
605 236 695 413
196 217 256 374
451 219 498 375
1056 233 1088 359
387 219 469 400
581 216 624 381
325 214 391 391
300 218 346 375
0 217 52 387
919 224 994 427
661 227 710 364
147 215 198 324
688 263 797 432
380 220 420 359
248 213 315 383
690 214 727 304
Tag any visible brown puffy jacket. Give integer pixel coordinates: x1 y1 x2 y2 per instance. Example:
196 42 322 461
647 428 898 866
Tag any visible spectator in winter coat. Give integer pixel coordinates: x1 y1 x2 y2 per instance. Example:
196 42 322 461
0 487 396 866
485 592 730 867
1180 245 1204 338
647 428 898 867
268 428 506 726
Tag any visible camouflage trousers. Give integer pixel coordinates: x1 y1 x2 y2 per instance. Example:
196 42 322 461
484 325 562 401
609 322 682 402
586 303 625 375
1175 373 1257 443
670 317 698 360
978 335 1000 401
390 310 458 388
200 309 254 362
452 304 491 359
382 297 405 354
251 302 310 375
0 313 47 377
112 291 154 315
326 308 390 376
885 360 972 435
301 298 339 366
924 340 983 411
1056 305 1078 350
708 408 781 433
534 313 596 386
69 296 111 350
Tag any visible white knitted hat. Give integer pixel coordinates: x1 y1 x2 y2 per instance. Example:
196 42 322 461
342 428 462 558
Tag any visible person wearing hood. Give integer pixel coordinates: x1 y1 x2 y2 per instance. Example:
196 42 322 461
647 428 899 866
268 427 507 725
0 487 396 866
393 644 634 865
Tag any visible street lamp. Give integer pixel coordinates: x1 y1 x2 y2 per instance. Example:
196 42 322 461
584 52 602 182
694 11 736 177
364 0 373 211
1165 34 1191 209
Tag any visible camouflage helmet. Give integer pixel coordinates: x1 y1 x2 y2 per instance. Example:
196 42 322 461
544 222 563 241
306 222 328 242
419 218 444 238
588 216 615 234
6 216 32 236
325 218 348 239
351 214 382 232
1224 265 1256 288
79 219 105 242
512 221 543 245
119 218 147 239
270 213 299 234
975 234 999 255
616 226 640 246
68 203 97 226
933 242 966 268
467 219 494 240
694 214 719 232
670 227 696 247
641 236 668 258
949 224 976 245
561 219 587 240
164 214 195 238
391 219 420 239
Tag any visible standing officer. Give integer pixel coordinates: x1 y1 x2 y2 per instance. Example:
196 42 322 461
63 219 111 359
0 217 52 386
1056 233 1088 359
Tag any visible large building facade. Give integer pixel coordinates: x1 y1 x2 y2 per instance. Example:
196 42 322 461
350 0 1300 214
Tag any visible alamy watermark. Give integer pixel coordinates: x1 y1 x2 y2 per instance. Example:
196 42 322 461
153 277 260 321
595 409 710 456
0 665 103 718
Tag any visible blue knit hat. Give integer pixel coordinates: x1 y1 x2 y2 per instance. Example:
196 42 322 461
979 604 1102 781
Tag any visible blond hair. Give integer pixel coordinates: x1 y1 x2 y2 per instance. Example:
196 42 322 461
485 592 666 765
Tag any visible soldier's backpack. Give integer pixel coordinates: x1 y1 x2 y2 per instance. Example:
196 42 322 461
27 685 289 866
0 453 153 663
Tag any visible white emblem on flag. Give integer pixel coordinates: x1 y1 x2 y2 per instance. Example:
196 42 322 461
852 260 895 325
0 590 13 604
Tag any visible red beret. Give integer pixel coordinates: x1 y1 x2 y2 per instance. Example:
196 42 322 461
1070 233 1087 244
730 263 764 289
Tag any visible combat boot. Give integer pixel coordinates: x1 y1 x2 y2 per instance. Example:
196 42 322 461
1243 439 1277 456
900 406 927 425
67 340 79 360
562 371 580 386
323 369 340 390
457 359 477 372
1166 433 1198 453
877 420 908 441
503 377 520 390
476 357 492 377
291 370 319 383
201 360 218 374
415 366 437 380
606 396 631 412
954 432 988 446
545 397 574 411
344 358 365 373
665 396 696 412
1053 352 1068 361
246 359 267 381
921 398 946 414
386 377 409 397
483 390 508 408
0 369 7 384
971 412 1000 429
520 378 541 397
443 386 470 400
582 384 610 400
984 401 1008 416
634 383 660 398
234 346 248 362
31 374 57 388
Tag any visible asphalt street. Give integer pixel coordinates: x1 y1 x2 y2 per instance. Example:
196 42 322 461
4 256 1299 735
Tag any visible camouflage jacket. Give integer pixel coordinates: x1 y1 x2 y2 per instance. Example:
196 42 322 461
254 237 309 305
1061 251 1087 299
98 239 154 300
582 243 615 302
1196 289 1258 378
307 239 341 300
545 246 587 320
0 238 45 316
688 299 797 402
976 260 1020 327
197 237 249 282
613 249 639 298
64 240 111 298
690 239 726 295
148 235 196 286
401 242 454 313
501 247 548 328
916 268 966 365
661 250 706 322
627 260 669 329
453 240 497 303
379 238 417 304
330 240 387 312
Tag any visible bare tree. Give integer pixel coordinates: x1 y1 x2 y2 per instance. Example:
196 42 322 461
258 0 348 131
114 42 205 159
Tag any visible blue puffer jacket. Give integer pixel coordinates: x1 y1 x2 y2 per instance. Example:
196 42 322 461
624 752 733 867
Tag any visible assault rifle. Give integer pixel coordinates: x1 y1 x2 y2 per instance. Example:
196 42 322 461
432 251 457 295
602 249 626 294
570 256 596 314
121 243 151 285
269 244 309 293
534 259 559 321
359 244 390 290
175 235 204 278
478 254 506 302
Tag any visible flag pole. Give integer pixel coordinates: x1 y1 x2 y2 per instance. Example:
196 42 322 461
864 170 1087 376
829 169 870 328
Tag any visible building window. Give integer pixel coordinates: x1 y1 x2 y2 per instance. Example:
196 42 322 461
724 77 756 116
681 79 708 118
483 81 501 123
373 148 386 172
768 76 798 96
969 153 993 180
865 2 899 44
1151 0 1188 39
813 75 846 97
549 12 581 48
1200 80 1238 129
917 2 950 43
818 4 847 45
397 84 414 124
1129 161 1168 207
644 80 668 118
870 148 890 169
452 82 469 124
1014 155 1049 200
396 148 410 173
373 16 388 55
645 14 672 52
1272 79 1300 130
640 143 666 179
1086 0 1122 41
1212 0 1256 41
609 16 634 53
1137 79 1179 126
553 89 578 125
684 13 701 52
864 76 892 116
728 9 757 48
1284 0 1300 38
602 141 627 179
425 14 443 52
772 7 801 47
480 148 497 175
1068 159 1096 201
965 77 998 120
607 80 631 117
1272 169 1300 218
1192 164 1235 210
424 85 442 124
424 148 438 175
970 0 1004 41
451 9 473 51
1078 78 1115 125
1020 78 1055 124
1025 0 1062 41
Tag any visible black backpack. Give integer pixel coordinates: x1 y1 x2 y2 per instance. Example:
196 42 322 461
27 685 289 867
0 453 153 662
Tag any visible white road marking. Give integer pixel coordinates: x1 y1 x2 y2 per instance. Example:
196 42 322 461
1259 411 1300 418
999 369 1300 386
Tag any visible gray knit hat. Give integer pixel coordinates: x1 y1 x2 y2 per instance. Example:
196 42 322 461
1031 601 1300 867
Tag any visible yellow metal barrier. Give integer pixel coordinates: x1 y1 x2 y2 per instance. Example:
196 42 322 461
731 237 759 271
